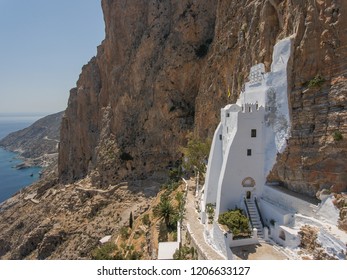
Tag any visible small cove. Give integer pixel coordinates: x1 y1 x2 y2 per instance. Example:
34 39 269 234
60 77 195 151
0 114 44 203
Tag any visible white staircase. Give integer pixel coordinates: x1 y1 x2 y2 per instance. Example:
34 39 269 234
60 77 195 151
245 198 264 239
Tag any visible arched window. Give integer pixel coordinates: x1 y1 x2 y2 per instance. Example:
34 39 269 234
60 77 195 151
242 177 255 188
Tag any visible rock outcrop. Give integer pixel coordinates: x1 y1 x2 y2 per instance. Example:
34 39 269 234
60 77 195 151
59 0 347 196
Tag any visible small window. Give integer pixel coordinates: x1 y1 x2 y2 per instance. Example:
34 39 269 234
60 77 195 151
226 113 230 117
248 106 251 112
219 134 222 140
251 129 257 138
247 149 252 156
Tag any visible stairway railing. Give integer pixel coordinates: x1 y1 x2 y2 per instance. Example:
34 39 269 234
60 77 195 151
254 197 264 228
243 197 253 229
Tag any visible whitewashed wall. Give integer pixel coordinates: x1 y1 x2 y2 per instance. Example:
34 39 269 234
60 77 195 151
216 107 266 216
262 185 318 217
210 222 234 260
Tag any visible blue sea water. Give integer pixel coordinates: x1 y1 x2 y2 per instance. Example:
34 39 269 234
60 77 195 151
0 114 45 203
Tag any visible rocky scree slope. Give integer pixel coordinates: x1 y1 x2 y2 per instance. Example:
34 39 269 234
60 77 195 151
0 177 158 259
59 0 347 197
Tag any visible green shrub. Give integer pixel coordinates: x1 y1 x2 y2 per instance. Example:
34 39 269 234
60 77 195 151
120 226 130 239
218 209 251 237
206 203 215 223
169 166 183 182
142 214 150 226
160 180 181 193
92 242 116 260
113 243 143 260
308 75 325 88
173 245 197 260
332 130 343 141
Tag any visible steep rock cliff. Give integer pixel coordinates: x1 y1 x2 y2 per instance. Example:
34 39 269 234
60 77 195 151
59 0 217 186
59 0 347 196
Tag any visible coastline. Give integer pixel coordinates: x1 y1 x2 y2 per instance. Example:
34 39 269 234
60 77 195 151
0 147 43 203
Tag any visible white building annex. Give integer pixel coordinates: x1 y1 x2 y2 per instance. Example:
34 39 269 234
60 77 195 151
199 37 347 260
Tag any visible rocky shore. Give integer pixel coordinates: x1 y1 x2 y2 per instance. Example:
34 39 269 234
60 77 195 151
0 111 63 171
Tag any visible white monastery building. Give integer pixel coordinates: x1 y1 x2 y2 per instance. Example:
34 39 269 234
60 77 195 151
199 37 347 260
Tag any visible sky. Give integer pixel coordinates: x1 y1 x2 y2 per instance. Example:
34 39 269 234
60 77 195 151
0 0 105 114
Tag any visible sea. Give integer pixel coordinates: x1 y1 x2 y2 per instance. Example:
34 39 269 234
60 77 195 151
0 113 45 203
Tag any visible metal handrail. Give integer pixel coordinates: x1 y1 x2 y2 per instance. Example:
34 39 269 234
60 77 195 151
243 197 253 229
254 197 264 228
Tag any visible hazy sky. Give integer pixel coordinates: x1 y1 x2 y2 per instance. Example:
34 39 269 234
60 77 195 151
0 0 105 114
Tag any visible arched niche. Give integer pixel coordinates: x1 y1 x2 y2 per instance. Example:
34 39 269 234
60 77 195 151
242 177 255 188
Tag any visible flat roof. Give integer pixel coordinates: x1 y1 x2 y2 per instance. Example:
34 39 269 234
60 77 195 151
279 225 299 235
99 235 112 244
157 242 180 260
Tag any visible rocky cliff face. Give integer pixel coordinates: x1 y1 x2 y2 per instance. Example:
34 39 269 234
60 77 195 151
59 0 217 186
59 0 346 195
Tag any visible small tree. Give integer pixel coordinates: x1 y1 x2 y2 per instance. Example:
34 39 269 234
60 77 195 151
129 212 133 229
153 196 178 229
218 209 251 237
180 133 211 179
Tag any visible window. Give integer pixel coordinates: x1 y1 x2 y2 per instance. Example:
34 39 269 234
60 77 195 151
247 149 252 156
219 134 222 140
242 177 255 188
251 129 257 138
226 113 230 117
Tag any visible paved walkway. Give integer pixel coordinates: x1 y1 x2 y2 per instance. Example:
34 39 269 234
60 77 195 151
183 179 225 260
183 179 289 260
